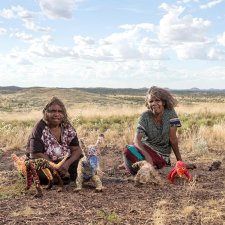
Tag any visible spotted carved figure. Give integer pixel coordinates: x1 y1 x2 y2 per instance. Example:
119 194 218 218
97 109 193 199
12 153 70 197
132 160 163 186
75 134 104 192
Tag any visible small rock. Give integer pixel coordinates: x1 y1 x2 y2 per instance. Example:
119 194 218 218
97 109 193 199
208 160 221 171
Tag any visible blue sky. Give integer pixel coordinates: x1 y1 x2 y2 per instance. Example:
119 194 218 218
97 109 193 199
0 0 225 89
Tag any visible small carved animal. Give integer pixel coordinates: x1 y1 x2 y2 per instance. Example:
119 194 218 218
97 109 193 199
168 161 192 183
75 134 104 192
12 153 70 197
209 160 221 171
132 160 163 186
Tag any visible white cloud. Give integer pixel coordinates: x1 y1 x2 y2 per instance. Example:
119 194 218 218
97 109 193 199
120 23 155 32
200 0 224 9
10 32 33 41
0 27 7 35
0 8 15 19
73 36 96 45
178 0 199 3
207 47 225 60
159 3 211 43
38 0 85 19
71 23 168 61
175 42 210 59
174 42 225 60
217 32 225 46
28 38 71 57
0 5 51 32
22 18 51 32
5 50 32 65
1 1 225 89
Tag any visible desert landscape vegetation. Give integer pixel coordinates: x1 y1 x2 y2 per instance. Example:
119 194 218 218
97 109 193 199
0 87 224 225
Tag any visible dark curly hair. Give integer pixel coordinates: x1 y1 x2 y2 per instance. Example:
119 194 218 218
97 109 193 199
42 97 71 126
145 86 178 109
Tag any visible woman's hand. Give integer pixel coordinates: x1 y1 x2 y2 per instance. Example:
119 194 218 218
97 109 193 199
59 161 70 172
59 146 82 173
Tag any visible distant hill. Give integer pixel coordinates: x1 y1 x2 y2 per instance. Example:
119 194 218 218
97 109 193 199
0 86 22 92
0 87 146 112
74 87 148 96
0 86 225 112
1 86 225 93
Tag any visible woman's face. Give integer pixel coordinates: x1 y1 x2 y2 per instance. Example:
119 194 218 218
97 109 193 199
46 104 64 126
147 95 165 115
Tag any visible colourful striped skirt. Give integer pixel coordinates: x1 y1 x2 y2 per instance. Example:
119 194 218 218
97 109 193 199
123 144 166 175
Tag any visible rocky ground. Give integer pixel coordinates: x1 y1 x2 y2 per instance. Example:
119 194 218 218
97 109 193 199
0 147 224 225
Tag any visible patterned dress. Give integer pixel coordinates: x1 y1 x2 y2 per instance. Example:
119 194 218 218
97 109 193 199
26 119 79 161
26 119 80 182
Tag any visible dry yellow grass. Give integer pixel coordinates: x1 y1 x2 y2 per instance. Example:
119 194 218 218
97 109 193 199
177 102 225 114
1 102 225 121
151 200 171 225
10 205 34 217
68 104 145 118
0 102 225 153
0 110 42 121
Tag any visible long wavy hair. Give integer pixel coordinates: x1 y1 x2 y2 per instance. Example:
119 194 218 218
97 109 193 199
145 86 178 109
42 96 71 126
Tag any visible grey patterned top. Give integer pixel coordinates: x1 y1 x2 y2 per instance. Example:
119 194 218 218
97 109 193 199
136 109 181 163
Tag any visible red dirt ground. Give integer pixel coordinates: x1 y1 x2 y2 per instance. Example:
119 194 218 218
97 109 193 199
0 147 224 225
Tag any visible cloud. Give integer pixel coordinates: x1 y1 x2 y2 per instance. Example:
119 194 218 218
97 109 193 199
200 0 224 9
38 0 85 19
72 23 166 61
28 36 71 57
5 50 32 65
217 32 225 46
1 1 225 89
10 32 33 41
174 41 225 60
0 5 51 32
0 8 14 19
0 27 7 35
178 0 199 3
158 3 211 43
155 3 224 60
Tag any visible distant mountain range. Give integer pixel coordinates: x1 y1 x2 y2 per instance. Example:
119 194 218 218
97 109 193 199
1 86 225 93
0 86 224 113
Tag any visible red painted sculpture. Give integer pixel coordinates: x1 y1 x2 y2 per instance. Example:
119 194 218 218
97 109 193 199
168 161 192 183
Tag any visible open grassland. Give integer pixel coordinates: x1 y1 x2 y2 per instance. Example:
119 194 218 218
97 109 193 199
0 87 224 225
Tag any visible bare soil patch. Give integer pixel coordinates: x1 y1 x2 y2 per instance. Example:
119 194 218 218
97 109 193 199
0 147 224 225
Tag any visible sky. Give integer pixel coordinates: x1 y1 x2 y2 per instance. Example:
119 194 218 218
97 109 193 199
0 0 225 89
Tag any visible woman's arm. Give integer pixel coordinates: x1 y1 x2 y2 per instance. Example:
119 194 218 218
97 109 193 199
169 127 182 161
60 145 82 171
133 132 153 165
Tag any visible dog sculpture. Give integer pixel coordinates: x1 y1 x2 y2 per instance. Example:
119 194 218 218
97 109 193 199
132 160 163 186
12 153 70 197
75 134 104 192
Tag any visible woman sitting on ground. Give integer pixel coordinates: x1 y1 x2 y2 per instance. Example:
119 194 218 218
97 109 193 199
26 96 82 183
122 86 183 175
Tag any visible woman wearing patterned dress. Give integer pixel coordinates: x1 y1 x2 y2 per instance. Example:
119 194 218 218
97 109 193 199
122 86 183 175
26 97 82 183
